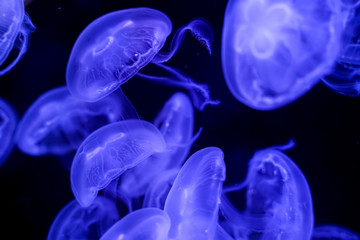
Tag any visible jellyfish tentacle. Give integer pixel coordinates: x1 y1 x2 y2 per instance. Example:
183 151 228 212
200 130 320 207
152 17 214 63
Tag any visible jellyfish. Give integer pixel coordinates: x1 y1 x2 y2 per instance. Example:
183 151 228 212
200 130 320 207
66 7 218 110
47 197 119 240
100 208 170 240
312 225 360 240
164 147 226 240
0 0 35 76
0 98 17 166
220 143 314 239
15 86 137 156
222 0 347 110
119 92 195 201
70 119 167 207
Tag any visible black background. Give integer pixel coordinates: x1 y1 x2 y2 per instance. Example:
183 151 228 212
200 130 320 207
0 0 359 238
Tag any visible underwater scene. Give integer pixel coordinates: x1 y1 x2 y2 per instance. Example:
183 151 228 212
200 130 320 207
1 0 360 239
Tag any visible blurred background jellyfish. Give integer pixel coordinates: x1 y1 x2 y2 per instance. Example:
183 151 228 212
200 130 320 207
16 86 137 157
220 143 314 239
47 197 119 240
164 147 226 240
100 208 170 240
70 119 167 207
119 92 196 206
0 0 35 76
312 224 360 240
66 7 218 110
222 0 346 110
0 98 17 166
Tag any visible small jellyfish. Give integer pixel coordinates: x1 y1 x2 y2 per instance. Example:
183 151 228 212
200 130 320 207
70 119 167 207
119 92 195 200
16 86 137 156
100 208 170 240
66 7 217 110
220 143 314 239
47 197 119 240
0 0 35 76
164 147 226 240
222 0 346 110
0 98 17 166
312 225 360 240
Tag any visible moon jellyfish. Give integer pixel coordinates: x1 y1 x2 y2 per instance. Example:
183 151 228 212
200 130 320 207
71 119 166 207
66 7 217 110
164 147 226 240
119 92 195 200
312 225 360 240
222 0 346 110
220 143 314 239
0 0 35 76
0 98 17 166
16 86 137 156
100 208 170 240
47 197 119 240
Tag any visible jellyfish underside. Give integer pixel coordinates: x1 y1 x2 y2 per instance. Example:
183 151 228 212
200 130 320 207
311 225 360 240
0 98 17 166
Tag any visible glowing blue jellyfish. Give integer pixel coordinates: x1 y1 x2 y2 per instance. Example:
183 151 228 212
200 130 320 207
71 119 167 207
222 0 346 110
100 208 170 240
119 92 195 201
312 225 360 240
164 147 226 240
47 197 119 240
220 143 314 239
16 86 137 156
0 98 17 166
0 0 35 76
66 7 217 110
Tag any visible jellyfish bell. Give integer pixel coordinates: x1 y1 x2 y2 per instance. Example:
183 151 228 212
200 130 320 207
0 0 35 76
312 224 360 240
222 0 346 110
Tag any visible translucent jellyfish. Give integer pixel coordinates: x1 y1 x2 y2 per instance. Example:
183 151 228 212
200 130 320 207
66 7 218 110
70 119 167 207
0 98 17 166
16 86 137 156
0 0 35 76
100 208 170 240
220 143 314 239
164 147 226 240
119 92 195 200
222 0 346 110
47 197 119 240
312 225 360 240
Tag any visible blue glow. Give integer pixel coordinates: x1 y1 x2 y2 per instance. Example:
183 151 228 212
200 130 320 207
164 147 226 240
312 225 360 240
47 197 119 240
16 86 137 156
0 0 35 76
222 0 345 110
66 7 217 110
100 208 170 240
0 98 17 166
220 143 314 239
70 119 166 207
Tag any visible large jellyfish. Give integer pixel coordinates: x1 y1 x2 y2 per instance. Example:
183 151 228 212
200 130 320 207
164 147 226 240
0 98 17 166
47 197 119 240
312 225 360 240
66 7 218 110
70 119 167 207
0 0 35 76
16 86 137 156
100 208 170 240
119 92 195 202
222 0 347 110
220 143 314 239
